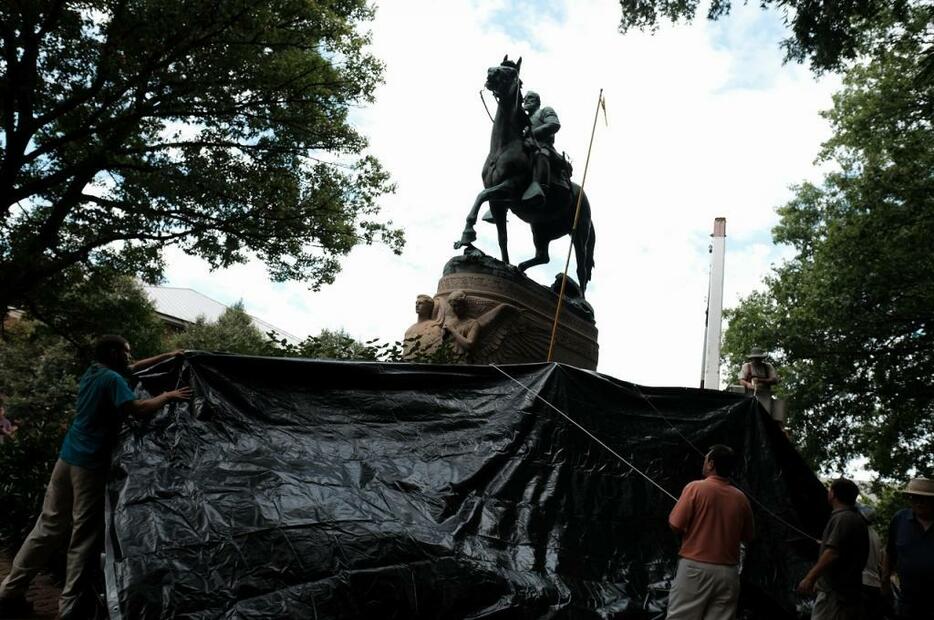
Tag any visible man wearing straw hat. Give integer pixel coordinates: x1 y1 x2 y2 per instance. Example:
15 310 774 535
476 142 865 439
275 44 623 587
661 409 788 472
882 477 934 619
739 348 779 414
739 348 779 394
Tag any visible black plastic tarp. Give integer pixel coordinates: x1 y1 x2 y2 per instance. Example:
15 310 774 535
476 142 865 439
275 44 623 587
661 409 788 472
105 354 829 619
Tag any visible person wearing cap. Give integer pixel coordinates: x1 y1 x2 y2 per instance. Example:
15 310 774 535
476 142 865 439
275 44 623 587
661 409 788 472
797 478 869 620
667 444 755 619
882 477 934 619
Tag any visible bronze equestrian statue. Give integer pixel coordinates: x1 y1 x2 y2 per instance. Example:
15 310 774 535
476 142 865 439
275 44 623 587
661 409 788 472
454 56 596 294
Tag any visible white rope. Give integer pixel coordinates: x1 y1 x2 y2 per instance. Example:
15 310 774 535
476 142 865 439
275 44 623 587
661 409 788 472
630 384 821 544
492 365 678 502
492 364 822 545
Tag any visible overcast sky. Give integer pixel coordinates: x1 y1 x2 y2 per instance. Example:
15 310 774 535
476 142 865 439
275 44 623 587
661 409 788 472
160 0 838 387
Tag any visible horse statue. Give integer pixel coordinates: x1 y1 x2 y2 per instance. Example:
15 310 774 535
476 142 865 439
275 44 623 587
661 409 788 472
454 56 596 294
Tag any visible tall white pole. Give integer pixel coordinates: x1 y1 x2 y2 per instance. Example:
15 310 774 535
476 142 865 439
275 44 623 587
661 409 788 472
702 218 726 389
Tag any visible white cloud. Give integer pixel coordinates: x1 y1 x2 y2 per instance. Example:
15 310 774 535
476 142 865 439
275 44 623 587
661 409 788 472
161 0 839 387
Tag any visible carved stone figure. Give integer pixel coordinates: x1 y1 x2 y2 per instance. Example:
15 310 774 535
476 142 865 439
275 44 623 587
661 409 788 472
403 294 443 358
438 289 521 363
440 290 481 357
454 56 596 295
437 255 598 368
401 256 598 368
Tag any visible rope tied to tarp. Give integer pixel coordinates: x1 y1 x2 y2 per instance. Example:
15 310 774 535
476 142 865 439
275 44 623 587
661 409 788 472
629 381 822 545
492 364 678 502
492 364 822 545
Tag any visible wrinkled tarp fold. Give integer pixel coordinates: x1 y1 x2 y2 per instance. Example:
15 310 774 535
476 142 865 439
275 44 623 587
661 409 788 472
105 354 828 619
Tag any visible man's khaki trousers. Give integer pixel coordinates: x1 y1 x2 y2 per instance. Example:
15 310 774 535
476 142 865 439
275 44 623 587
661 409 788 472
666 557 741 620
811 589 863 620
0 459 106 614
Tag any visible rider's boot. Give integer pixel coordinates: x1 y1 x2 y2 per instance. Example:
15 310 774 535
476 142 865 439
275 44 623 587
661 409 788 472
482 208 495 223
521 182 546 207
522 154 550 207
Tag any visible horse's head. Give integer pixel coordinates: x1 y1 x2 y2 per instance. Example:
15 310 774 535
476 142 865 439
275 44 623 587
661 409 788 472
485 55 522 99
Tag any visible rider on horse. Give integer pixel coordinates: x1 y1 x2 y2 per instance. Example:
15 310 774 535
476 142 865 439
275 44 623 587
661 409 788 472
522 91 570 207
482 89 570 223
459 57 595 294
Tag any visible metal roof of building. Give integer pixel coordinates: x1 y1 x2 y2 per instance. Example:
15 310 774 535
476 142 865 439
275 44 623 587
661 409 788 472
143 286 301 345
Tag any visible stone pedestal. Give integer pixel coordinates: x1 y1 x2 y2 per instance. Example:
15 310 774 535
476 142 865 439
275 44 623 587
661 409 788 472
409 254 598 369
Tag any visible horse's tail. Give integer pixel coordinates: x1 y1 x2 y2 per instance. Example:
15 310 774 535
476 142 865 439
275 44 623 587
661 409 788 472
587 223 595 280
580 222 595 293
572 188 596 293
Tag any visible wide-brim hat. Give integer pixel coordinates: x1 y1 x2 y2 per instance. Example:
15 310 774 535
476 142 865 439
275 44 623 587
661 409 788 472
746 347 767 359
901 478 934 497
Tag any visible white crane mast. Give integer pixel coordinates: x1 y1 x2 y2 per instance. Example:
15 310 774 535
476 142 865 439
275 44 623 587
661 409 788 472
701 217 726 389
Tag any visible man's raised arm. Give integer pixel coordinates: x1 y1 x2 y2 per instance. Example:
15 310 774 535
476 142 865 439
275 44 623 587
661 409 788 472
121 387 192 418
129 350 184 372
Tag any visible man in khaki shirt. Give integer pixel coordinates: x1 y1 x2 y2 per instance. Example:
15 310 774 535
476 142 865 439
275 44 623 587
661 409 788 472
667 445 755 619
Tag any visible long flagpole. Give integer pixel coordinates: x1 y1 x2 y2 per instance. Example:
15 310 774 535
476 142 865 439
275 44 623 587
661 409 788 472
547 88 604 362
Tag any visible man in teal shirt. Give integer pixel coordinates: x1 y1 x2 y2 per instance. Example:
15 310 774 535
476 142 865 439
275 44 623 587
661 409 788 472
0 335 191 619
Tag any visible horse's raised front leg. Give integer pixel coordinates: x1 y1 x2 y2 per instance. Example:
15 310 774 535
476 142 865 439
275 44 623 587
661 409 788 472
454 181 514 249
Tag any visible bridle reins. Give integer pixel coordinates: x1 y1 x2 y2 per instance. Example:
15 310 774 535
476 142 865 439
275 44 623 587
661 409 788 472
479 66 523 124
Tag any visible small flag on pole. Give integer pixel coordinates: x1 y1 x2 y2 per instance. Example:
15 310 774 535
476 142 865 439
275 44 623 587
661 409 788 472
600 95 608 126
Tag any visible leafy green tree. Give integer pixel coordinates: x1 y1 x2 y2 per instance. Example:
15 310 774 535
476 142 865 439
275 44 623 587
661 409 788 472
0 322 80 545
20 269 168 361
169 302 275 355
722 12 933 480
0 0 403 316
863 480 911 538
617 0 928 72
271 328 392 361
272 328 464 363
290 328 379 360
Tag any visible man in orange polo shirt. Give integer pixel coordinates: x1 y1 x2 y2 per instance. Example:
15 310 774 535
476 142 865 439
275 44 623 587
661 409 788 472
667 444 755 619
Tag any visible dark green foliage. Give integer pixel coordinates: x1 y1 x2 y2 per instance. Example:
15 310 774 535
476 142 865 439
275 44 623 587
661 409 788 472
296 328 383 360
863 481 912 539
282 328 389 361
172 313 462 363
0 0 402 316
169 302 277 355
0 320 80 546
722 11 934 481
271 328 464 363
617 0 921 73
21 270 169 363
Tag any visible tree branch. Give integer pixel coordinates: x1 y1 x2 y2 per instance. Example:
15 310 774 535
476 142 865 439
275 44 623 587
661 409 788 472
0 6 41 220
